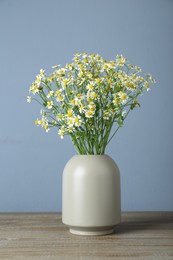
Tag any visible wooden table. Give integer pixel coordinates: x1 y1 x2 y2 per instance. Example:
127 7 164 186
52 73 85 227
0 212 172 260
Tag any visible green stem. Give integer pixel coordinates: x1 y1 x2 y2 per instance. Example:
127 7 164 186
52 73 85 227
101 122 114 154
107 108 131 145
70 135 82 154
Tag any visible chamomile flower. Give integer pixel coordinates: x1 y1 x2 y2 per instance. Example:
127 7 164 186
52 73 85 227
74 116 82 127
85 110 95 118
29 82 39 94
57 113 63 121
58 126 66 139
133 100 140 107
74 52 81 57
58 128 64 139
85 103 95 118
83 58 88 64
118 91 128 104
125 81 136 91
86 71 93 79
86 83 94 90
67 108 74 118
143 82 150 91
39 69 45 77
82 52 87 58
44 124 50 133
52 64 60 69
88 102 96 111
113 94 121 105
134 66 141 73
35 119 43 126
47 101 53 109
107 61 116 69
67 125 75 133
128 63 134 69
95 78 102 84
35 119 39 126
103 111 111 120
150 77 156 83
42 117 50 132
62 79 69 89
27 96 32 103
47 90 54 98
35 75 42 86
56 95 64 102
55 89 62 96
78 71 84 78
146 74 156 83
67 118 74 127
91 91 98 100
116 55 127 66
87 90 98 100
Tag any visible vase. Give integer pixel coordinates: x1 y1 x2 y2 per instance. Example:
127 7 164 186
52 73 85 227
62 155 121 236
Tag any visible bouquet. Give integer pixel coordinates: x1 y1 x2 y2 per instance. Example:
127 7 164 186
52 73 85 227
27 52 155 154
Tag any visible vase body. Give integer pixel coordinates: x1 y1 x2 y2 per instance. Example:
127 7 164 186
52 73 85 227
62 155 121 236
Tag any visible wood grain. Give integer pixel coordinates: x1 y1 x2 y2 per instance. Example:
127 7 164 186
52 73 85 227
0 212 172 260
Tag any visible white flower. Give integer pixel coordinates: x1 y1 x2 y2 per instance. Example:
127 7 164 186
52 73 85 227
44 124 50 133
67 109 74 118
52 65 60 69
87 90 98 100
39 69 45 78
55 89 62 96
86 83 94 90
74 116 82 127
135 66 141 73
58 130 64 139
82 52 87 58
29 83 39 94
56 113 63 121
118 91 128 104
58 127 65 139
68 126 75 133
67 118 75 127
56 95 64 102
103 111 112 120
47 101 53 109
116 55 126 66
35 75 42 86
35 119 43 126
27 96 32 103
85 110 95 118
47 90 54 98
62 79 69 89
143 82 150 91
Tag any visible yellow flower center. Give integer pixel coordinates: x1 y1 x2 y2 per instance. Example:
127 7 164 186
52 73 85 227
121 94 127 100
68 110 73 117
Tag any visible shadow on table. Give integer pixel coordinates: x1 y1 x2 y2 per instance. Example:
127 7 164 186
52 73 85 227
114 212 173 235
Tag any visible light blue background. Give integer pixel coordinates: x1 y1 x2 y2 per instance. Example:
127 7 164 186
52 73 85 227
0 0 172 212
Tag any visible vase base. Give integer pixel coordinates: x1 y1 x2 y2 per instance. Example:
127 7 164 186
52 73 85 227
69 226 115 236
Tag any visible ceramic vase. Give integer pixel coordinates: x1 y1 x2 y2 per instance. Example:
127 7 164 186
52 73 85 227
62 155 121 236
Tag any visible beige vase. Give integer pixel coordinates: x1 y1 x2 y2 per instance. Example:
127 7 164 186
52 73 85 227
62 155 121 236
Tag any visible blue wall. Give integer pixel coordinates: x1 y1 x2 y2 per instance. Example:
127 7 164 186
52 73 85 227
0 0 172 212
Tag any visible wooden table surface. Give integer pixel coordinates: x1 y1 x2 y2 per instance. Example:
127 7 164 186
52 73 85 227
0 212 172 260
